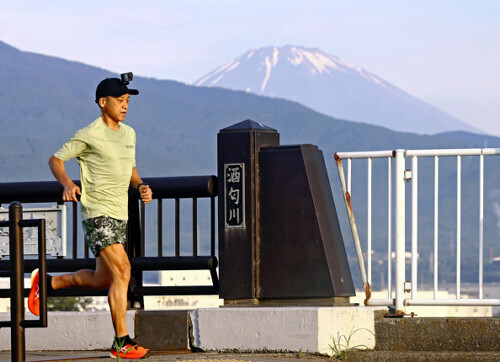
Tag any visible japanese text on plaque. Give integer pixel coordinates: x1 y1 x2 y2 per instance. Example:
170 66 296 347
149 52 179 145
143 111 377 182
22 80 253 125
224 163 245 228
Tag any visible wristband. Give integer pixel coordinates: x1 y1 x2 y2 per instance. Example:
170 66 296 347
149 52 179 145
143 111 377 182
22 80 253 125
137 183 146 191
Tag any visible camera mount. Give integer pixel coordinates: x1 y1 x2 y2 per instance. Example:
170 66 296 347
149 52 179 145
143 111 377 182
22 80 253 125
121 72 133 86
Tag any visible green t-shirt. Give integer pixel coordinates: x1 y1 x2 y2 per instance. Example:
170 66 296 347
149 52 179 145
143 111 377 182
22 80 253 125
54 117 136 221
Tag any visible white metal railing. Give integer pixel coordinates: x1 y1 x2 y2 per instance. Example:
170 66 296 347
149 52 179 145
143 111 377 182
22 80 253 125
334 148 500 315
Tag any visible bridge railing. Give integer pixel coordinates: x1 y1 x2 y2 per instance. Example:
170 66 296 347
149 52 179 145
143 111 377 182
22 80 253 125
0 202 48 362
335 148 500 315
0 176 219 306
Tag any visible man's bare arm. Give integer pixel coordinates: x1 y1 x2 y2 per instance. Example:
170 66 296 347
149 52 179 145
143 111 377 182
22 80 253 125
48 155 81 202
130 167 153 204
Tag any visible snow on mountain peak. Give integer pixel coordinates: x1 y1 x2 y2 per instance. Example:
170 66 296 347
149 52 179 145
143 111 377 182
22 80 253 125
194 58 240 87
261 46 280 92
193 45 480 135
287 46 389 86
195 45 388 92
258 45 348 91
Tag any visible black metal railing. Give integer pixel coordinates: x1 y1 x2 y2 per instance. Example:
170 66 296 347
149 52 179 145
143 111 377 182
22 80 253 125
0 176 219 306
0 202 48 362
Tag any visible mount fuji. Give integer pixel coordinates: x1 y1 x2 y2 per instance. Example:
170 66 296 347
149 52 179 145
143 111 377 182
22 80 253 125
194 45 480 135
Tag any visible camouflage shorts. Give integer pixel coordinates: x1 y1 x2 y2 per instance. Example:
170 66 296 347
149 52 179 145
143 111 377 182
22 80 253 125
82 216 127 257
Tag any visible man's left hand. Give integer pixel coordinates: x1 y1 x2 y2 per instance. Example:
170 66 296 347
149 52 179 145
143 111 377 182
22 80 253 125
138 184 153 204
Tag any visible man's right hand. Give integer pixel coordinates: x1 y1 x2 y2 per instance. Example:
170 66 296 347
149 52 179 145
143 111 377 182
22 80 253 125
63 182 81 202
49 155 81 203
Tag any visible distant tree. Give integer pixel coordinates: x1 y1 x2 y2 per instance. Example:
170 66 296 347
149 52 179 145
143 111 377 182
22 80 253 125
47 296 94 311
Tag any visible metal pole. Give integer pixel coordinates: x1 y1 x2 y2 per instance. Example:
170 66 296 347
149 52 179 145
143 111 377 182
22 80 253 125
19 218 48 329
72 202 78 259
140 201 146 256
479 154 484 299
193 198 198 256
394 150 406 314
434 156 439 299
175 198 180 257
387 157 392 299
347 158 352 194
9 201 25 362
334 154 370 304
411 156 418 299
157 199 163 257
37 218 48 328
210 196 216 257
367 157 372 285
456 155 462 299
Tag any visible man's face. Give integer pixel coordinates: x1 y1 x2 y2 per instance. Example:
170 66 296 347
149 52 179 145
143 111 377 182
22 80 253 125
100 94 130 123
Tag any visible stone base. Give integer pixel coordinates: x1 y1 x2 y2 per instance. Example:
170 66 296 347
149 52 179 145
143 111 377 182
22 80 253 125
0 311 135 351
222 297 356 307
375 317 500 352
190 306 380 356
135 310 190 351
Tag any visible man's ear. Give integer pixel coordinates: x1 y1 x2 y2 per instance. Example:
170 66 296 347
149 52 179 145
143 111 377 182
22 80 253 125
98 97 106 108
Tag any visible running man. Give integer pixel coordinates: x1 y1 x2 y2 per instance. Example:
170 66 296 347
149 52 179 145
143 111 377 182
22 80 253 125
28 74 152 359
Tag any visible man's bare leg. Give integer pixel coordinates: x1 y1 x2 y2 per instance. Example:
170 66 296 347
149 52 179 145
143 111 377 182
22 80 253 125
97 244 131 337
50 243 131 337
51 267 111 290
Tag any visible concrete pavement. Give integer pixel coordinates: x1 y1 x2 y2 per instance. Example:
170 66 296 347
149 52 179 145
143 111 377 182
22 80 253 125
0 350 329 361
2 350 500 361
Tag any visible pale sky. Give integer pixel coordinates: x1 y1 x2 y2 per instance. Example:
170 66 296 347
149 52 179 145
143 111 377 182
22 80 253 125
2 0 499 135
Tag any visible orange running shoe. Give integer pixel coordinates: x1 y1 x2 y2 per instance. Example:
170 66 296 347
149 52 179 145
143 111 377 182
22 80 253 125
28 268 40 316
110 337 149 359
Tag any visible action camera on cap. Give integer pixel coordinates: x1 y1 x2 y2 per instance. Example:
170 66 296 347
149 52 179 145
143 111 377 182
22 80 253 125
121 72 133 85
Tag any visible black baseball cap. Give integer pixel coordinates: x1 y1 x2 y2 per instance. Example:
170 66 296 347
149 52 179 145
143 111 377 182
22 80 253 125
95 78 139 103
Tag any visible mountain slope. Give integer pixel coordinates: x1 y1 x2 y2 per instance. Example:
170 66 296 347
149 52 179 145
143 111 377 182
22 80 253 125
194 45 480 135
1 40 499 285
435 131 500 148
0 41 477 180
0 40 495 187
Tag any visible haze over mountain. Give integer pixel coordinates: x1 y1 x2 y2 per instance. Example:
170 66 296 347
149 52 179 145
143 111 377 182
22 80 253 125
1 40 499 284
195 45 480 135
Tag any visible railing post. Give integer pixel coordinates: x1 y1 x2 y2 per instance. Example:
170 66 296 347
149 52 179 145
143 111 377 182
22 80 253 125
10 201 25 362
456 155 461 299
367 157 372 285
411 155 419 300
0 202 48 361
479 153 484 299
394 150 406 315
387 156 393 299
433 156 439 298
126 188 144 309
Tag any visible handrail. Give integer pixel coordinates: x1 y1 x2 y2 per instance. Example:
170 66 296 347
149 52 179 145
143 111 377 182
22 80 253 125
335 148 500 316
0 202 47 362
0 176 217 204
0 176 220 308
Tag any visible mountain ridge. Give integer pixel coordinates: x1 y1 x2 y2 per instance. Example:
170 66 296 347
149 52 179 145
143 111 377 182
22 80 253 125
194 45 480 135
1 40 498 182
1 40 499 284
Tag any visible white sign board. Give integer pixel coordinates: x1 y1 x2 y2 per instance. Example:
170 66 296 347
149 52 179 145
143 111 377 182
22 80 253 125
0 205 67 258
